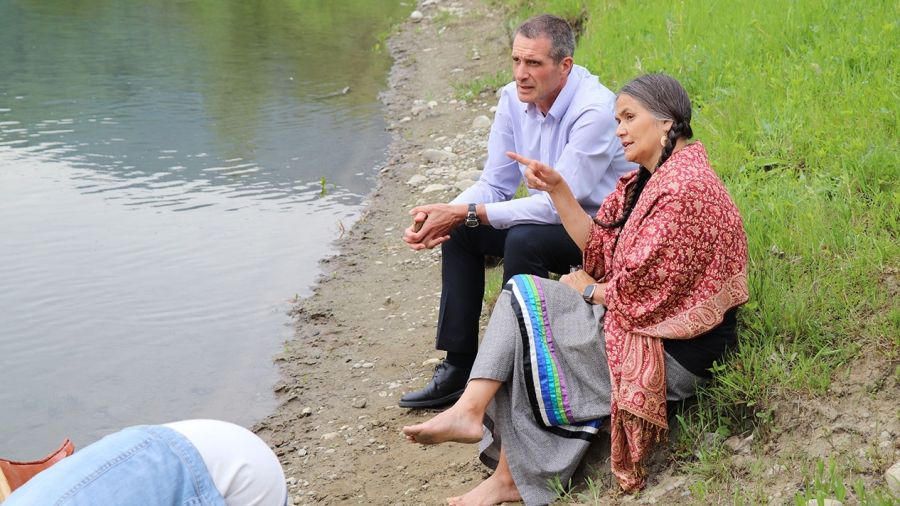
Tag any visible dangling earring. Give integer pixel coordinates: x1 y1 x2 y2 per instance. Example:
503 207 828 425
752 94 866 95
659 135 667 147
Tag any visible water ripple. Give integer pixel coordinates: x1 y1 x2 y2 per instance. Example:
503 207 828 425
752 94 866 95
0 0 402 459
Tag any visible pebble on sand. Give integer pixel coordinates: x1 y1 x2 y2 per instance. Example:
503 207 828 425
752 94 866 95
806 500 842 506
471 115 491 129
886 461 900 495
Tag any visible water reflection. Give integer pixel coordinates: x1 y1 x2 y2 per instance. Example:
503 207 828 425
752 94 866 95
0 0 407 458
0 0 405 204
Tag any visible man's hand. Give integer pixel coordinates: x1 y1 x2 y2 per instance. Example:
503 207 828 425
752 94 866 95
402 203 467 250
507 151 566 194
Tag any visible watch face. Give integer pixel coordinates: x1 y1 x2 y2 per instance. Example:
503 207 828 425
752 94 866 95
465 204 478 227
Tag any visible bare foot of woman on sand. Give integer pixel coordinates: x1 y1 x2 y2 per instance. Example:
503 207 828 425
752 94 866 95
401 403 483 445
446 472 521 506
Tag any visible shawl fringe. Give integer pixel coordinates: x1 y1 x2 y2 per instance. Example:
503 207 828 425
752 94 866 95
611 409 668 493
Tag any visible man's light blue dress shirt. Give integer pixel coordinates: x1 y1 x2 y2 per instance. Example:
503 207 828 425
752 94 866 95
451 64 636 228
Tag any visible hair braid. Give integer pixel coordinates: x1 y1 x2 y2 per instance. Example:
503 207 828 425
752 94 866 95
593 167 651 229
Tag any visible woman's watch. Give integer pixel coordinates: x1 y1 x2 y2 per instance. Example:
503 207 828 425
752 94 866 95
582 284 597 304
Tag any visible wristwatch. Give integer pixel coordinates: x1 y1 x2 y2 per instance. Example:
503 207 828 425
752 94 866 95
464 203 479 228
582 284 597 304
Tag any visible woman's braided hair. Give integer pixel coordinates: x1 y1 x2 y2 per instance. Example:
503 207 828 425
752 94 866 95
596 73 693 228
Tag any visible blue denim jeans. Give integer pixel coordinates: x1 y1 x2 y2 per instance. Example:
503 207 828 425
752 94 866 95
6 425 226 506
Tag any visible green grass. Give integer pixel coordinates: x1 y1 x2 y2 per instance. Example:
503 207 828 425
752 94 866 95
791 458 898 506
485 0 899 501
493 0 899 414
453 69 512 100
372 21 403 54
432 8 460 28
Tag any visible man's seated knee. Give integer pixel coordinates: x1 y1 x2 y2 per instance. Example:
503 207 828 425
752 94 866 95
503 225 575 277
504 225 547 255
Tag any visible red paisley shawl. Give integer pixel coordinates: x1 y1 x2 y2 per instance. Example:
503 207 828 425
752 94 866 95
582 142 749 492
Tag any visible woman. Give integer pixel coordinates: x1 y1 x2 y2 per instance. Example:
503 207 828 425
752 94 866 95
402 73 748 505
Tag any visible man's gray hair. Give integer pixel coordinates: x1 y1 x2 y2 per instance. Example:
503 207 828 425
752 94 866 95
515 14 575 63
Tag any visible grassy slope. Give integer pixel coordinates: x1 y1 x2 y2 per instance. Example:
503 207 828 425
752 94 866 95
486 0 899 502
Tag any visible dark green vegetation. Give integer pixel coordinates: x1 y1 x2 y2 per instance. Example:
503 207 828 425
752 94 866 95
484 0 898 502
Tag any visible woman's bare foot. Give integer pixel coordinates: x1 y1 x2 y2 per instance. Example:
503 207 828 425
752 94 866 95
446 472 521 506
401 403 483 445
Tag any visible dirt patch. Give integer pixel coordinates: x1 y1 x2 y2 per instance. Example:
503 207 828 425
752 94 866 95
253 1 899 504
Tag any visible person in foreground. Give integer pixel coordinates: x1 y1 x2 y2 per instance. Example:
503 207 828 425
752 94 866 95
402 73 749 505
4 419 287 506
399 14 633 409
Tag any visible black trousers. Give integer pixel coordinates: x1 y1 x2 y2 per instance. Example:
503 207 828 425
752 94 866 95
436 223 582 355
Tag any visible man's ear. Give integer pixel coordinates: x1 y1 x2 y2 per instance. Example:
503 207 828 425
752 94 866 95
560 56 573 74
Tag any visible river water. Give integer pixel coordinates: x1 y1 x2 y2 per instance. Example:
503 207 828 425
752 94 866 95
0 0 408 459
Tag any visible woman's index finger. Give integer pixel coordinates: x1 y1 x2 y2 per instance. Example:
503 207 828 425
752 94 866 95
506 151 531 165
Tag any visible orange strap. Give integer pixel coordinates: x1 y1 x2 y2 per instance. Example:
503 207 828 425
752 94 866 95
0 439 75 498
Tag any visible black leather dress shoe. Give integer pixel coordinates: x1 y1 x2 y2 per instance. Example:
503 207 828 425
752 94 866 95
398 360 470 409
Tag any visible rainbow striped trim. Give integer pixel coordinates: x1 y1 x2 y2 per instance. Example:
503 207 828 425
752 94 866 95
508 275 600 438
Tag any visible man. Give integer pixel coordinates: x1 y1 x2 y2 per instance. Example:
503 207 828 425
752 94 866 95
400 14 634 409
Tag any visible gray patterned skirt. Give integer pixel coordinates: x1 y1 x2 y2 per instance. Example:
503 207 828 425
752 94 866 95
470 275 703 505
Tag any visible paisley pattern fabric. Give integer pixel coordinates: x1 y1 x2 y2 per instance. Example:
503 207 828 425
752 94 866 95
583 142 749 491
